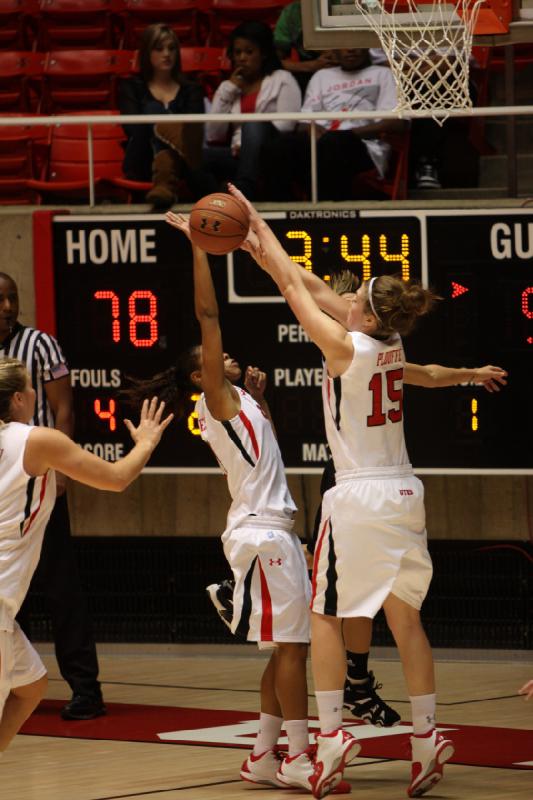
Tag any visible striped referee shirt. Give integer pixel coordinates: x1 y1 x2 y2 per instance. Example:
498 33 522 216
0 323 69 428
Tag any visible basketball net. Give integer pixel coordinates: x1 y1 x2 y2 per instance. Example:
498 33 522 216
353 0 483 124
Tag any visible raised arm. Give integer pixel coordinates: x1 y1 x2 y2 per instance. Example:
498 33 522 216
25 398 172 492
228 185 353 376
165 212 239 420
404 363 508 392
45 373 75 496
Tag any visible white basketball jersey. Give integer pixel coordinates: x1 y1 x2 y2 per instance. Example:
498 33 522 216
0 422 56 629
323 331 410 471
196 388 296 533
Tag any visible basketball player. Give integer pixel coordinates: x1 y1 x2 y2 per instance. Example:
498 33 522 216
0 357 171 755
228 184 507 798
119 211 347 795
208 266 506 734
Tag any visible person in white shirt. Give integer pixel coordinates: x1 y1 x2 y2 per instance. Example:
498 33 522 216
204 20 301 199
0 358 171 755
262 47 405 201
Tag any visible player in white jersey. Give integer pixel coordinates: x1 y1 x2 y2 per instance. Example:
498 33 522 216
0 357 171 756
228 184 508 798
119 210 346 795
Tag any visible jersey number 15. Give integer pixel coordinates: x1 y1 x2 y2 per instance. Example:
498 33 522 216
367 368 404 427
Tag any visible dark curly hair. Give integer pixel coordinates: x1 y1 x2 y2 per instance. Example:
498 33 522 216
120 345 201 420
226 20 282 76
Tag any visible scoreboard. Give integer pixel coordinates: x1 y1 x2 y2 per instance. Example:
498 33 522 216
35 208 533 473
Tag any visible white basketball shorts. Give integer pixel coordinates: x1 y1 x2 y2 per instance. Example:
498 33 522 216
0 622 47 713
223 517 311 646
311 466 433 618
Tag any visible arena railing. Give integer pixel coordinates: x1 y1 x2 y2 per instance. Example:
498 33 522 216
1 107 532 206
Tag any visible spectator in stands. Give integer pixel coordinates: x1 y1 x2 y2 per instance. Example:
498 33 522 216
118 23 215 210
262 47 405 201
204 20 301 200
408 52 480 190
273 0 339 92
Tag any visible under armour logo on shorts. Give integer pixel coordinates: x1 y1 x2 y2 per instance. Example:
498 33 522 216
269 558 282 566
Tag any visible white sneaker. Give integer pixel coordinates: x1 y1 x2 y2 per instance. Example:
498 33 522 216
408 729 455 797
278 748 352 794
310 729 361 798
240 748 284 787
277 748 315 790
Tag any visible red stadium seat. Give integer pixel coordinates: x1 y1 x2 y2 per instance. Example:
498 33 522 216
207 0 293 45
179 46 231 100
123 0 213 48
0 51 44 112
0 116 48 204
42 49 135 112
0 0 39 50
29 112 151 203
37 0 126 49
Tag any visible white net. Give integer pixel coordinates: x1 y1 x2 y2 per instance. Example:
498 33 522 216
353 0 483 123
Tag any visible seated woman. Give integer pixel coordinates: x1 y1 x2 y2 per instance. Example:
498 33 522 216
204 20 301 200
118 23 216 210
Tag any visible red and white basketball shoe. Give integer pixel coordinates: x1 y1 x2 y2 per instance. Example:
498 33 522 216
277 747 352 794
310 729 361 798
240 748 284 787
408 729 455 797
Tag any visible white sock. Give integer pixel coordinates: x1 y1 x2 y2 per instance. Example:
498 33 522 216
409 693 436 735
253 712 283 756
315 689 344 734
284 718 309 756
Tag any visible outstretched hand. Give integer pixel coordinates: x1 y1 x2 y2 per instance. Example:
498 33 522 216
473 365 508 393
228 183 280 271
124 397 174 451
239 226 268 269
244 365 267 400
165 211 191 240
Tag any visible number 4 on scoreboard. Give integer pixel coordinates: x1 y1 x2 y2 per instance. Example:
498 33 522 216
94 398 117 431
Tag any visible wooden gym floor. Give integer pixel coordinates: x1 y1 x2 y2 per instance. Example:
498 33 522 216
2 644 532 800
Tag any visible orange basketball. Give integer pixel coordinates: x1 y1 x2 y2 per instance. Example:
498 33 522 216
189 193 249 255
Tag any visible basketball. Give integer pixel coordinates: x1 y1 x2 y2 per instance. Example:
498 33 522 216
189 193 249 255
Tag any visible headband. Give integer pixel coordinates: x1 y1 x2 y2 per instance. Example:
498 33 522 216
367 277 382 324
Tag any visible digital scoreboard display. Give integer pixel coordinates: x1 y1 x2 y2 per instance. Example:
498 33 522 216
37 209 533 473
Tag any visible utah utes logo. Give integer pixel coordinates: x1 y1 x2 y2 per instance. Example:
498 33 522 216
269 558 282 566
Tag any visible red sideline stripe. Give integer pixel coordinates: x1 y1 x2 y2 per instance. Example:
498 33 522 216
23 472 48 537
310 516 330 606
257 558 273 641
239 410 259 459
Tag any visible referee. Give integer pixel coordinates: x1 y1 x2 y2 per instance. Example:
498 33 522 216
0 272 105 721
